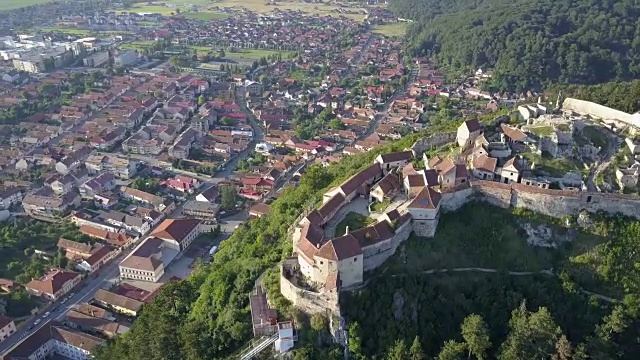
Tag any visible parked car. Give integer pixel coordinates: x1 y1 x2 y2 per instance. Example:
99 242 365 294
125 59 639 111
43 312 50 318
34 319 41 325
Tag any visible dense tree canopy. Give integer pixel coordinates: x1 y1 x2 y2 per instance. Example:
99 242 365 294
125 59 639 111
391 0 640 91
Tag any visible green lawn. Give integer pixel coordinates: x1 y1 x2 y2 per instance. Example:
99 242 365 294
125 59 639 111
372 22 408 37
371 199 391 212
226 49 296 60
382 203 605 274
521 152 582 178
119 41 155 51
526 125 554 137
334 212 374 237
182 11 228 21
0 0 53 11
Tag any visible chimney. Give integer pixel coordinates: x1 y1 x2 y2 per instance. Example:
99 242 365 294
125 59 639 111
345 226 350 235
500 133 506 143
538 96 542 104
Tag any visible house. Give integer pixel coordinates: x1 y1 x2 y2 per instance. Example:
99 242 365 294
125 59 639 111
120 187 168 212
0 187 22 210
25 268 82 301
99 210 151 235
57 238 96 259
195 185 219 203
403 173 426 198
375 151 413 174
149 219 202 251
77 245 118 273
498 157 521 184
1 322 104 360
432 158 469 188
0 316 16 342
80 173 117 199
64 309 128 339
472 154 498 180
456 119 482 149
500 124 529 144
616 166 640 188
22 188 81 219
370 172 401 202
0 278 17 293
79 225 136 248
182 201 220 221
249 203 271 218
93 289 144 316
46 173 76 195
162 175 199 193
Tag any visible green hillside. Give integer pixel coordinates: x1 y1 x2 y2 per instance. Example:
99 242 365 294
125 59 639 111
392 0 640 92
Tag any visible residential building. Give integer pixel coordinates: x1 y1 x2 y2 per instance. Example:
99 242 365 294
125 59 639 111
22 188 81 219
1 323 104 360
0 316 16 342
25 268 82 301
93 289 144 316
77 246 119 273
113 49 138 67
182 201 220 221
195 185 219 203
79 173 117 199
0 187 22 210
83 51 109 67
120 187 168 211
456 119 482 149
375 151 413 174
85 155 138 179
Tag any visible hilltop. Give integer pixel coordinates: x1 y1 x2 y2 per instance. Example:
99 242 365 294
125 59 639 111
391 0 640 91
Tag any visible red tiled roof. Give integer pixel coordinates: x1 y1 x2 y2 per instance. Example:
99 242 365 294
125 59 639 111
150 219 200 243
407 187 442 210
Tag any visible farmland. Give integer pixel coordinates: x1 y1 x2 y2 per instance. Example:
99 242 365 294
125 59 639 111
372 22 409 37
0 0 53 11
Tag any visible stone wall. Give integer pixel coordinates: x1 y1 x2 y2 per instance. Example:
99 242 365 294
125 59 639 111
584 193 640 219
470 181 640 220
471 181 512 208
280 267 339 314
413 217 439 237
440 184 473 212
362 219 412 271
511 184 581 218
411 132 457 155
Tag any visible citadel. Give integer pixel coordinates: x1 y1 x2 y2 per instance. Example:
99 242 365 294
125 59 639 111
278 97 640 327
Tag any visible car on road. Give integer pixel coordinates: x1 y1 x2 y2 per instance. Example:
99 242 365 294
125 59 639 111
69 292 75 297
43 312 50 318
34 319 41 325
61 297 68 303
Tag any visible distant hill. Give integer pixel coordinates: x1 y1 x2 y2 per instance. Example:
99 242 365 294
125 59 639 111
391 0 640 92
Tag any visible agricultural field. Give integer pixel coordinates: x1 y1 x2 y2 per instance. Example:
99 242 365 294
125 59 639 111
182 11 229 21
225 48 297 60
119 41 156 51
117 0 372 21
372 22 409 37
0 0 53 11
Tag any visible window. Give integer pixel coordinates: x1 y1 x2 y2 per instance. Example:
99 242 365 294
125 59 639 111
320 261 323 265
587 195 592 203
354 257 358 262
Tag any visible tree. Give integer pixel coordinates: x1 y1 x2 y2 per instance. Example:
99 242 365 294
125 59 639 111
197 95 206 106
220 185 236 210
310 313 326 332
438 340 466 360
386 339 408 360
348 322 363 357
461 314 491 360
498 305 562 360
218 49 225 58
551 335 572 360
409 336 426 360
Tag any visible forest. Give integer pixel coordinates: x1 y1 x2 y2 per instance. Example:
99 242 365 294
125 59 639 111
342 204 640 359
93 129 426 360
390 0 640 91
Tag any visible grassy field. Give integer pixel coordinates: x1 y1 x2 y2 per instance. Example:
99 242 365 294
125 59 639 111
372 22 409 37
521 151 583 178
182 11 228 21
335 212 374 237
225 48 296 60
0 0 53 11
382 203 606 274
119 41 155 51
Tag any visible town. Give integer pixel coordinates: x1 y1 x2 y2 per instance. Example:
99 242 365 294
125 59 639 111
0 0 639 359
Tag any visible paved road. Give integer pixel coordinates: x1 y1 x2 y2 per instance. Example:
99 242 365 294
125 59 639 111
0 251 128 354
